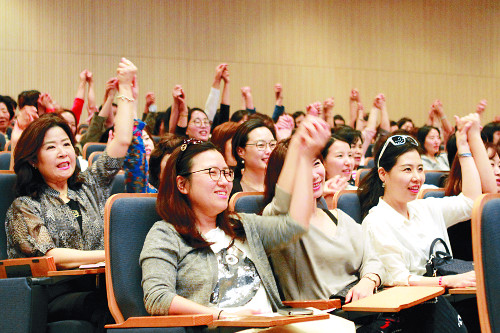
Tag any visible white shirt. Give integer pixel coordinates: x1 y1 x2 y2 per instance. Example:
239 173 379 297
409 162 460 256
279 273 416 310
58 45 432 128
421 153 449 171
362 194 473 286
204 227 273 314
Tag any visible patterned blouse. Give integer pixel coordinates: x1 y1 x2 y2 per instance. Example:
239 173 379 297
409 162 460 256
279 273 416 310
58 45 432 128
6 151 124 258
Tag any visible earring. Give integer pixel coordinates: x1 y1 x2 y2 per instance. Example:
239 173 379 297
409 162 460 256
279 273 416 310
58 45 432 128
382 182 385 188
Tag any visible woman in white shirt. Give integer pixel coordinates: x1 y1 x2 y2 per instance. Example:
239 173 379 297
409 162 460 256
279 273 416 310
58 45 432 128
358 114 489 333
417 125 449 171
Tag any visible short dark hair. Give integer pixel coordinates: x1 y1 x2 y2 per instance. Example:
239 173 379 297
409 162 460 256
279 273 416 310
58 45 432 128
149 133 183 189
18 90 40 110
230 110 250 123
397 117 414 129
0 95 15 120
231 118 276 178
14 113 82 198
481 122 500 143
416 126 440 155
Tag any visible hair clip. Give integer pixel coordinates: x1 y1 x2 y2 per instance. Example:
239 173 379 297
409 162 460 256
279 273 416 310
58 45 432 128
180 139 203 151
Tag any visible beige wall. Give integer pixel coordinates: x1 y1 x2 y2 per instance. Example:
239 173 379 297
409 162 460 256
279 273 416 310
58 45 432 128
0 0 498 125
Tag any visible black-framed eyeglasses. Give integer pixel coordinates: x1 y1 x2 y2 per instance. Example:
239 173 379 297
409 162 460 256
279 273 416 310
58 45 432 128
181 167 235 182
191 118 210 127
246 140 277 151
377 135 419 168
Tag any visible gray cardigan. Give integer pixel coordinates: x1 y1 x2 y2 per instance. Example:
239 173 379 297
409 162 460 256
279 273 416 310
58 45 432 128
140 205 306 315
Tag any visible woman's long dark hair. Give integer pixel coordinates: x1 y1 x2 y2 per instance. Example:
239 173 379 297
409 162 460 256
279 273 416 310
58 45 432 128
231 118 276 179
156 141 245 248
14 113 83 198
357 135 422 219
416 126 440 155
263 138 291 208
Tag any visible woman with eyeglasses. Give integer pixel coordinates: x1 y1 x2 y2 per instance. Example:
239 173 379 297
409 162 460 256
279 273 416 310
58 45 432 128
140 118 341 323
230 118 277 196
358 114 488 332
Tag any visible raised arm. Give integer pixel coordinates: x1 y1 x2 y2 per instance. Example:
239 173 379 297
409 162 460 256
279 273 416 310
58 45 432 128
169 85 187 133
241 86 255 112
475 99 487 124
105 58 136 158
323 97 335 128
143 92 156 121
288 116 331 227
271 83 285 122
461 113 496 194
455 115 482 200
433 100 453 140
349 89 360 128
85 71 97 125
204 64 225 121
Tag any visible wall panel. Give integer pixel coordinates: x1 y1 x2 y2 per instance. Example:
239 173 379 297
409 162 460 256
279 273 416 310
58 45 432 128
0 0 498 125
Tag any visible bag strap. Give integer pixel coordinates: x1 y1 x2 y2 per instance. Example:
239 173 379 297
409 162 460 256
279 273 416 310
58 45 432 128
322 209 338 226
428 238 450 257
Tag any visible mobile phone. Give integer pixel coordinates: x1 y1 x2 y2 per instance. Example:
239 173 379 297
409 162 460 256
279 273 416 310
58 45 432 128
277 307 314 316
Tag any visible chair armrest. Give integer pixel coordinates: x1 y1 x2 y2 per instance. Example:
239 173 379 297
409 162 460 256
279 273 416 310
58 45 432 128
282 299 341 310
0 256 56 278
342 286 445 312
105 314 213 328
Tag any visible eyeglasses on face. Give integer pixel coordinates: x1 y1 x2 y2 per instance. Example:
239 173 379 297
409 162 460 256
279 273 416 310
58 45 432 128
191 118 210 127
377 135 419 169
182 167 235 182
246 140 277 151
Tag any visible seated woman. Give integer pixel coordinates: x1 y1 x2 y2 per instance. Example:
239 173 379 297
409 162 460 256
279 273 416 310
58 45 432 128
321 135 356 202
417 125 449 171
6 58 135 267
230 118 277 196
140 117 337 320
358 114 488 332
262 132 384 304
5 58 136 331
211 121 239 168
148 133 183 189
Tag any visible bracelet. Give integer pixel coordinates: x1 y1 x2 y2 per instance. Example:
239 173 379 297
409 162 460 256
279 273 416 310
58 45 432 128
217 310 224 319
116 94 135 102
458 152 472 158
363 274 379 292
440 115 447 120
438 276 443 286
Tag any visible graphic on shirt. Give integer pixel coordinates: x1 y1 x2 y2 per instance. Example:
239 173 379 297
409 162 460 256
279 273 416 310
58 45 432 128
210 244 260 307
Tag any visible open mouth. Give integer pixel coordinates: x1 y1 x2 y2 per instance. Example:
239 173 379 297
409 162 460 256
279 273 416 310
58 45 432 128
408 185 420 194
312 181 322 191
57 161 71 170
215 190 228 199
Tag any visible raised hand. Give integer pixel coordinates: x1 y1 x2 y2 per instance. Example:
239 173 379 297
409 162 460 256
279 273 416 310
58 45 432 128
294 115 331 158
475 99 487 114
350 88 360 102
37 93 54 115
116 58 138 95
86 70 93 83
373 93 385 110
274 83 283 101
323 97 335 110
172 85 186 105
79 69 88 82
104 77 119 100
145 92 156 107
221 65 230 83
306 103 320 117
17 105 39 130
323 175 348 196
275 114 294 141
241 86 252 98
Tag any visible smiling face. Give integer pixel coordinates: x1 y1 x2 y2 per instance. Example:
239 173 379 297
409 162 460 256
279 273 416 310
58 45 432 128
380 150 425 206
143 130 155 160
186 110 210 141
325 140 354 180
35 126 76 191
487 147 500 193
237 126 275 174
59 111 77 135
351 138 364 169
177 149 233 219
312 158 326 199
0 102 10 132
401 121 414 132
424 128 441 156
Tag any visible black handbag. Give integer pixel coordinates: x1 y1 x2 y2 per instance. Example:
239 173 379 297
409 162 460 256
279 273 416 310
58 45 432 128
425 238 474 277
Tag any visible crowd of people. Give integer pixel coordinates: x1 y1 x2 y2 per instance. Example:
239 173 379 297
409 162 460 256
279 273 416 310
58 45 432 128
2 59 499 333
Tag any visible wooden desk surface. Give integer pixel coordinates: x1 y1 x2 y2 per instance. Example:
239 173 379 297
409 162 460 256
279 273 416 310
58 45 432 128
212 313 330 327
342 286 445 312
282 299 341 310
448 287 476 295
47 267 105 276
